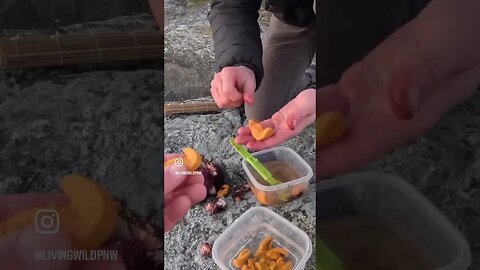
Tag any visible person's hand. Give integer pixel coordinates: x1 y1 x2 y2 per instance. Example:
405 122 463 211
317 0 480 179
164 154 207 232
148 0 164 30
210 66 256 109
235 89 316 151
0 194 126 270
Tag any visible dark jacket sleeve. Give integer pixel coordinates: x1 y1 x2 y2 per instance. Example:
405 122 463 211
208 0 264 90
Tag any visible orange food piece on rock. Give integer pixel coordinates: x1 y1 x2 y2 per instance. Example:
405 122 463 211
217 184 230 198
249 120 275 141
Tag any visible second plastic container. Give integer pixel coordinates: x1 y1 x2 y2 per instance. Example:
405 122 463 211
242 146 313 205
316 172 471 270
213 206 313 270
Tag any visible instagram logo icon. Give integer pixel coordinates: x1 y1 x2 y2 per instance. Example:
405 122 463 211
35 209 60 234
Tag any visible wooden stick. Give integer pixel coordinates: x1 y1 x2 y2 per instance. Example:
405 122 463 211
164 101 222 115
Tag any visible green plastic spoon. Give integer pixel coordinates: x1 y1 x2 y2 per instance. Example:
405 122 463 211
229 138 282 186
317 237 344 270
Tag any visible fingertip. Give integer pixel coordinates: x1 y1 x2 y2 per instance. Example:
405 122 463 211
190 184 207 203
244 92 255 105
237 126 251 135
164 195 192 232
235 135 252 145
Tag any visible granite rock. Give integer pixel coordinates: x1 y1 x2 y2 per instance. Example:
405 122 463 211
164 0 272 102
0 68 164 220
164 110 317 269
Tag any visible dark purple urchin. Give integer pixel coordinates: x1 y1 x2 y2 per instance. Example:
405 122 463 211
105 202 164 270
200 156 225 196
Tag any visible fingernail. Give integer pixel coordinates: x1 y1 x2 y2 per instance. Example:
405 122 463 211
245 94 254 105
17 228 72 270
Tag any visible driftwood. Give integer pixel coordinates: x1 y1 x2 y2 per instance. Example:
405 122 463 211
164 101 222 115
0 31 163 69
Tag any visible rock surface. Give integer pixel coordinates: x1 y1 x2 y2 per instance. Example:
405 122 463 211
0 15 164 227
0 68 164 220
164 0 271 102
164 110 317 269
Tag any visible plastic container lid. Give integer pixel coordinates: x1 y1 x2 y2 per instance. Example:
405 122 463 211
316 172 472 270
212 206 313 270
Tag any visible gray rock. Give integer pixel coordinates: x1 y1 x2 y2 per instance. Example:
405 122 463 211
0 69 164 220
165 0 188 20
164 0 273 102
164 110 317 269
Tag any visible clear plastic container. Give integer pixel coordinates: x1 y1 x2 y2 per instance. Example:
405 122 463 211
316 172 471 270
213 207 313 270
242 146 313 205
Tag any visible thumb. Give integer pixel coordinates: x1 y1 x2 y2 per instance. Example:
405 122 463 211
242 76 256 105
0 227 73 270
164 163 188 195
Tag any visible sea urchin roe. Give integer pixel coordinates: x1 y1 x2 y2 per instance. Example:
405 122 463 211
248 120 275 141
0 174 119 250
233 248 252 268
233 235 293 269
216 184 230 198
163 147 202 171
266 247 289 260
316 112 348 148
255 236 273 258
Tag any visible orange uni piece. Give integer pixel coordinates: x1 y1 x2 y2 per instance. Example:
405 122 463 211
291 185 306 197
234 235 293 270
0 175 119 250
248 120 275 141
233 248 252 268
255 190 276 206
217 184 230 198
163 147 202 171
316 112 348 148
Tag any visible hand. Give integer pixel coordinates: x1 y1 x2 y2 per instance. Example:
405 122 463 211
164 154 207 232
148 0 164 30
235 89 316 151
0 194 125 270
210 66 256 109
316 0 480 179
